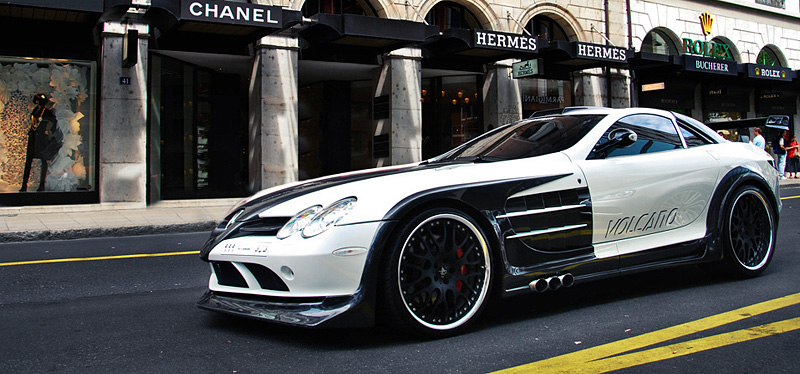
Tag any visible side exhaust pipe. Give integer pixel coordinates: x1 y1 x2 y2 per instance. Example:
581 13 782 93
529 278 548 293
558 273 574 288
547 276 562 290
528 273 575 292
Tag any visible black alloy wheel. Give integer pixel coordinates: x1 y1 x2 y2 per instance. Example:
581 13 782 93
723 185 776 277
382 208 492 337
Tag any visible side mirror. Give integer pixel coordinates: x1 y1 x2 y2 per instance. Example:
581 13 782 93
593 128 638 155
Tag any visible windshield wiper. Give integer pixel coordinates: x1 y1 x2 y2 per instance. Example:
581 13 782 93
465 155 504 163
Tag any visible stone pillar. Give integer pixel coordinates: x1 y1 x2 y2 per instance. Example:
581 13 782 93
609 69 632 108
99 23 149 204
374 48 423 167
249 34 299 192
572 69 606 107
573 68 631 108
485 60 522 128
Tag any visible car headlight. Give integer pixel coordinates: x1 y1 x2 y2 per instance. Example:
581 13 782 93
276 205 322 239
276 197 357 239
302 197 358 238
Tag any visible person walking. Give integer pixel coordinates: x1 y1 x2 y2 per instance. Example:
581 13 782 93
787 134 799 179
751 127 766 150
775 130 789 179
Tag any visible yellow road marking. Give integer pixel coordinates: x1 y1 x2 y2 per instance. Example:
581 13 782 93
0 250 201 267
780 194 800 200
493 292 800 374
546 317 800 374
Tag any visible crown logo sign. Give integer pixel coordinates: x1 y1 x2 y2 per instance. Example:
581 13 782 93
700 13 713 36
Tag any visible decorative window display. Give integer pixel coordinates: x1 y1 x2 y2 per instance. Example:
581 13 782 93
0 57 95 193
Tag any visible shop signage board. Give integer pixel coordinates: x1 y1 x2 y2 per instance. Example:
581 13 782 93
682 38 734 60
512 59 541 78
683 55 736 76
473 30 540 53
181 0 281 27
747 64 793 81
574 42 629 63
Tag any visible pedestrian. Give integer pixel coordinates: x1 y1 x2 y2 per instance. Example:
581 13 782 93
787 134 799 178
775 130 789 179
751 127 765 150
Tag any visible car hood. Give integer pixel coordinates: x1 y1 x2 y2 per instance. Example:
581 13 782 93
229 152 577 226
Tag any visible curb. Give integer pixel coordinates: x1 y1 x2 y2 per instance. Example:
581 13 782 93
0 221 217 243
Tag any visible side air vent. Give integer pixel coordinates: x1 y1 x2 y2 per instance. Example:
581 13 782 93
500 187 592 252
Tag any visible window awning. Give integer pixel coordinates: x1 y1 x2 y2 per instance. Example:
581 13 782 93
297 13 439 64
124 0 302 55
0 0 106 59
531 40 632 79
421 28 547 71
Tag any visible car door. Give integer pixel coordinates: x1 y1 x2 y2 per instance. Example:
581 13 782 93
574 113 720 262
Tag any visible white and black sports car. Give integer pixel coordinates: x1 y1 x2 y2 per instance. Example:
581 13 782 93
198 107 780 337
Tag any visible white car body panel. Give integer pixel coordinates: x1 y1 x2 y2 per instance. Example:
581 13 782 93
198 106 781 331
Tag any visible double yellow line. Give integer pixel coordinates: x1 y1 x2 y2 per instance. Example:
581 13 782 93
493 292 800 374
0 250 201 267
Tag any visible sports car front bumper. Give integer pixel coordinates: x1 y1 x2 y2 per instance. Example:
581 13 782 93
197 291 363 327
198 221 385 327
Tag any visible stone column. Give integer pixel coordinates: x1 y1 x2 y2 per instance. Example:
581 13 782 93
572 69 606 107
99 22 149 205
485 60 522 128
249 33 299 192
374 48 423 167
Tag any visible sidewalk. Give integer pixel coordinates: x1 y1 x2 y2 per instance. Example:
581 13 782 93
0 198 240 242
2 178 799 243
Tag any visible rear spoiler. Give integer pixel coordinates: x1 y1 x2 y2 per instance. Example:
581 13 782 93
705 115 790 131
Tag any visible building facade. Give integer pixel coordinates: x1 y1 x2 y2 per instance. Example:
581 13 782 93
0 0 797 207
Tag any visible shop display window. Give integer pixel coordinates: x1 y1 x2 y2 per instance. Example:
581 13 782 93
519 78 572 118
0 56 96 194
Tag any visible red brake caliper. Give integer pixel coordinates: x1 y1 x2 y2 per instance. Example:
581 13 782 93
456 248 465 292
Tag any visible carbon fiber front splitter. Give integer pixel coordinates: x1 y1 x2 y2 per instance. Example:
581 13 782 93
197 291 364 328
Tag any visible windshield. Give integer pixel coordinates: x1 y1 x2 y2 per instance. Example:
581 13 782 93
432 114 606 162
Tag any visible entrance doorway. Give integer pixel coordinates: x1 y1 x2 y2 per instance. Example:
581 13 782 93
421 75 482 159
148 53 249 201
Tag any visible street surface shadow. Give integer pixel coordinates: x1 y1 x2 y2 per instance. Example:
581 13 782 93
199 264 748 346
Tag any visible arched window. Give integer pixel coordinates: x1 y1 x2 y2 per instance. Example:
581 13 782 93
710 36 737 61
641 29 678 55
302 0 377 17
424 2 480 32
524 15 568 42
756 47 781 66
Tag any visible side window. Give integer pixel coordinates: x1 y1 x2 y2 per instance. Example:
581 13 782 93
676 119 714 147
590 114 682 159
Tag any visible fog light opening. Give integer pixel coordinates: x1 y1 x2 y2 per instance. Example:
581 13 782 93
280 266 295 280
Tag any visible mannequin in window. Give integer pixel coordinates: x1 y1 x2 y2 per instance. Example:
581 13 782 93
19 93 57 192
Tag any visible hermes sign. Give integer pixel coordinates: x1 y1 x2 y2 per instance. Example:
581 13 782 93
474 30 540 53
575 42 628 62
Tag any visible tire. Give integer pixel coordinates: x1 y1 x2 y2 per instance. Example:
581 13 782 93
381 208 492 338
722 185 776 277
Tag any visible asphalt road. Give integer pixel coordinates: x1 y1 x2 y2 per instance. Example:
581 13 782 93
1 187 799 373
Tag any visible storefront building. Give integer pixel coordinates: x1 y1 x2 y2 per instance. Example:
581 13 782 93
0 0 798 207
628 0 800 135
